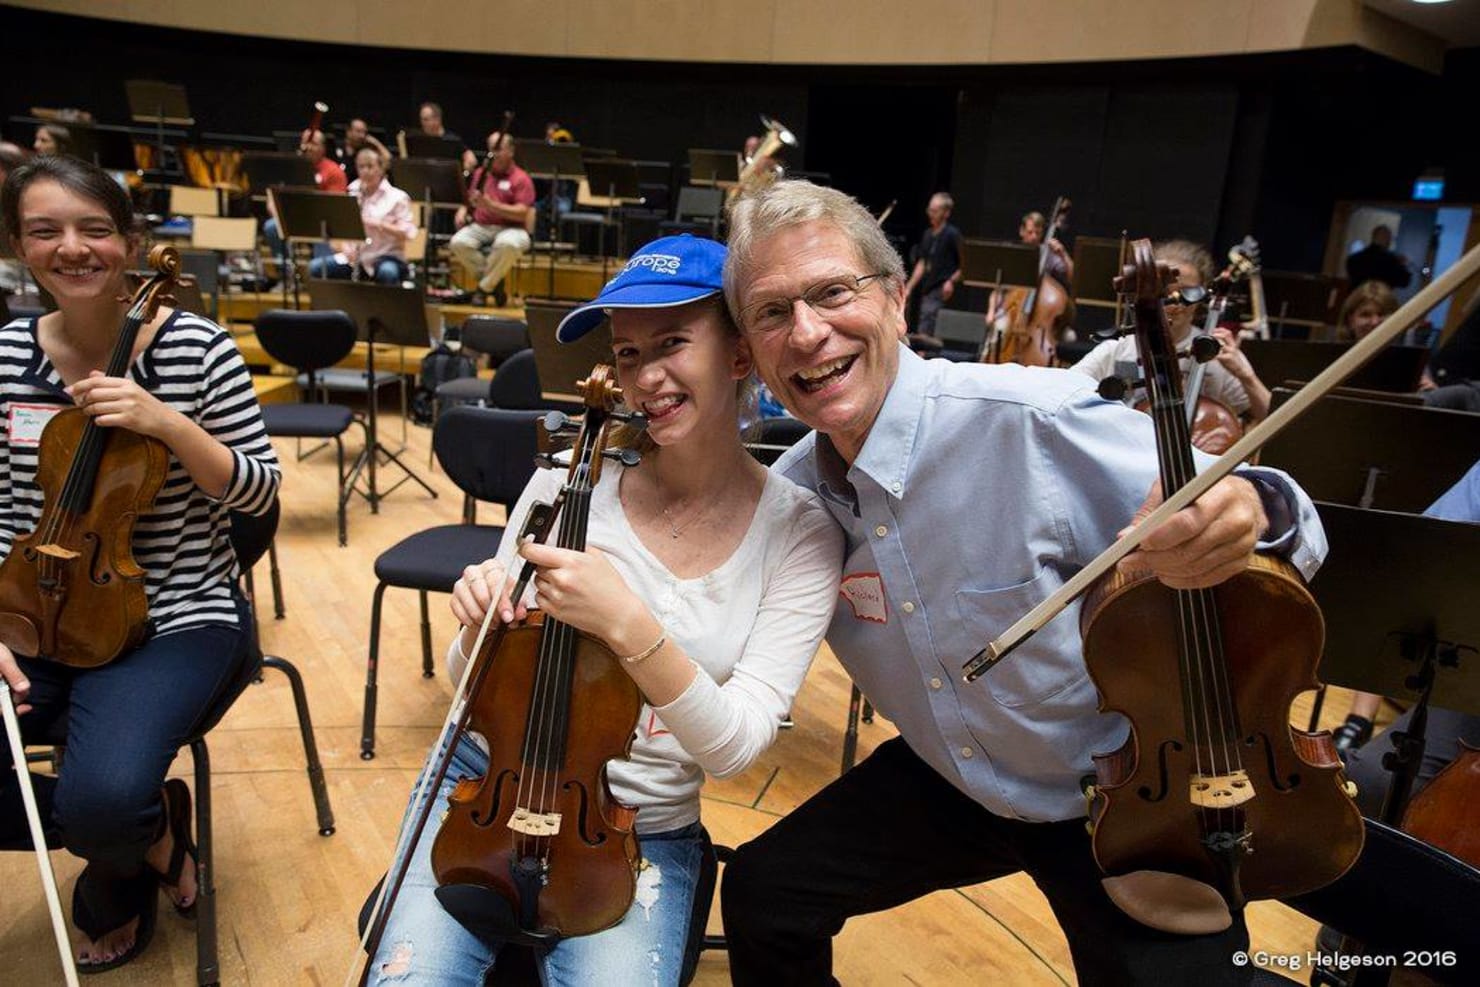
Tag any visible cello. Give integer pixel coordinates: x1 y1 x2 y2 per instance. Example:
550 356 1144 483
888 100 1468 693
355 367 645 980
1076 240 1363 932
987 196 1072 367
0 246 177 667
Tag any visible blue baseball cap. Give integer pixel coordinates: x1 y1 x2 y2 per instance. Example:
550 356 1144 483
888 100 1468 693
555 235 727 343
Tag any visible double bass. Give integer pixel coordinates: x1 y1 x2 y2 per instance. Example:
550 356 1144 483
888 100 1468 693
1076 240 1363 932
356 368 645 978
0 246 177 667
987 196 1073 367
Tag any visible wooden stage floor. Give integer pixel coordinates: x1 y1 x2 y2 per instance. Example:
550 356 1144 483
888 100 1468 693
0 409 1380 985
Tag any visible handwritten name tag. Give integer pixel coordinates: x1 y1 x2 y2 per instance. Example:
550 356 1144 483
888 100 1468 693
7 403 63 447
840 572 888 624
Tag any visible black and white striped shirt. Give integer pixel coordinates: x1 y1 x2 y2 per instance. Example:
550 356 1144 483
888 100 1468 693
0 311 281 637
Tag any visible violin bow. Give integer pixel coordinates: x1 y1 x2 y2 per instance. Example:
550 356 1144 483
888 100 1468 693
1 680 80 987
346 495 561 987
965 240 1480 682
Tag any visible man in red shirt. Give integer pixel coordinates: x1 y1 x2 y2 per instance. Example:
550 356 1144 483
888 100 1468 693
449 131 534 301
302 129 347 193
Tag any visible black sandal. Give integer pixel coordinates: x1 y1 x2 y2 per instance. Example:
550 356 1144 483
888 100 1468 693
149 778 199 918
72 866 158 974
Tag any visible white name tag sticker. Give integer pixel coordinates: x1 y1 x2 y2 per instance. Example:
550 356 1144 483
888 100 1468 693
840 572 888 624
7 403 63 447
497 179 512 192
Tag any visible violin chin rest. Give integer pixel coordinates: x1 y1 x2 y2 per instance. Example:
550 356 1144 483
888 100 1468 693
0 614 41 659
1101 870 1232 935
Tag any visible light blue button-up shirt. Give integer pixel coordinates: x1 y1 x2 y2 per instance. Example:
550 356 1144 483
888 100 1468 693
775 345 1327 822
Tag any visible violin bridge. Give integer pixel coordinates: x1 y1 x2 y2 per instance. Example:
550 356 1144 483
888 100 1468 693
508 807 562 837
1189 770 1254 809
35 543 81 561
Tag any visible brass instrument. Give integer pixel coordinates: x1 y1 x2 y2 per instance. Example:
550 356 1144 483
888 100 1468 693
732 114 797 202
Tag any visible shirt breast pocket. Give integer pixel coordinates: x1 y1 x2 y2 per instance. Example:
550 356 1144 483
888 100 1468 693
954 567 1086 709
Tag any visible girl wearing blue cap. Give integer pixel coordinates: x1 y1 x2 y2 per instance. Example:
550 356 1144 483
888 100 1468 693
367 236 843 986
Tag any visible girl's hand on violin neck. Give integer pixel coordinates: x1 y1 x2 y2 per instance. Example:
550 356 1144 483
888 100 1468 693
1212 326 1256 382
451 559 524 629
0 644 33 715
1116 476 1268 590
518 541 654 654
67 371 179 439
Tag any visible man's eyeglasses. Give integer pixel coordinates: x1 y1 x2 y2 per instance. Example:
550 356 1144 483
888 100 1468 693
739 273 889 336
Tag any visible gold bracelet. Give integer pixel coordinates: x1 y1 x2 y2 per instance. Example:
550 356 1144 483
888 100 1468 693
621 633 667 665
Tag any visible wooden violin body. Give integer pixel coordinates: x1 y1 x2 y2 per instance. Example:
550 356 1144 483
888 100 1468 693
431 613 642 937
1081 554 1364 903
0 410 167 665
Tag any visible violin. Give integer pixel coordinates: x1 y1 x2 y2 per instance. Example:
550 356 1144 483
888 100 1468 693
988 196 1072 367
356 367 645 976
0 246 177 667
1076 240 1363 932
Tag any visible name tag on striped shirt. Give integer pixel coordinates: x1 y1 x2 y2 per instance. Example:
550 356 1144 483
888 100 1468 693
7 403 62 446
840 572 888 624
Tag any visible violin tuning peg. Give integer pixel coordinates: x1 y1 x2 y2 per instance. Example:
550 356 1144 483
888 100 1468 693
541 411 572 435
602 448 641 467
533 452 560 470
612 410 648 431
1097 376 1133 402
1190 335 1221 363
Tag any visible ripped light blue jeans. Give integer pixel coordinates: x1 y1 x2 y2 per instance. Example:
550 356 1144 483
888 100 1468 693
368 732 703 987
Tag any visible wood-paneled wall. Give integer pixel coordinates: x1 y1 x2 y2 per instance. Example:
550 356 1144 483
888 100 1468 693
6 0 1446 72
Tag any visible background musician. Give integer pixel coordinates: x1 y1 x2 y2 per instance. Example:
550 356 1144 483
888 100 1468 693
31 123 71 157
262 127 348 265
0 156 280 971
309 145 416 285
418 101 475 172
1072 239 1272 425
339 117 391 172
985 208 1076 338
449 130 534 305
719 180 1326 987
366 236 841 985
900 192 962 338
1345 224 1411 290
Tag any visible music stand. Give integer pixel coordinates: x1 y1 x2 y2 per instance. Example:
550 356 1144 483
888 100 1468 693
243 152 316 194
65 125 139 172
391 158 463 209
126 80 192 170
1261 389 1480 514
514 143 587 296
524 299 607 406
306 280 438 508
1260 270 1340 339
271 189 364 307
1243 339 1430 393
582 160 645 278
1308 502 1480 825
960 240 1040 360
400 132 464 161
1072 236 1124 309
687 148 740 189
959 239 1038 289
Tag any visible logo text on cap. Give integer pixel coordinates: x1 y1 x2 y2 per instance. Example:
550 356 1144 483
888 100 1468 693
622 253 682 277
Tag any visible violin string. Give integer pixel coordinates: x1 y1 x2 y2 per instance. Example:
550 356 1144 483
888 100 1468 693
46 304 143 542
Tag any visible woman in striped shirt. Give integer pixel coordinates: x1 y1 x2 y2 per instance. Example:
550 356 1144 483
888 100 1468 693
0 156 280 971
